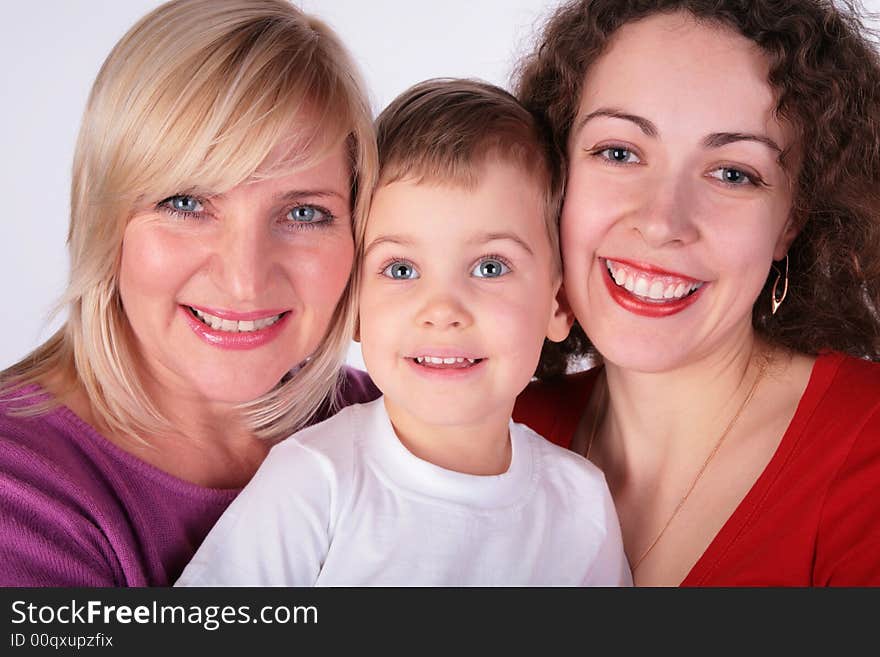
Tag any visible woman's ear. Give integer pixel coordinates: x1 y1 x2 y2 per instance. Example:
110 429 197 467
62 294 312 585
773 213 800 261
546 281 575 343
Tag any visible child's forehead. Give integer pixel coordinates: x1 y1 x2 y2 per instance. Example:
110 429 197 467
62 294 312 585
364 167 549 256
370 158 546 214
368 162 545 226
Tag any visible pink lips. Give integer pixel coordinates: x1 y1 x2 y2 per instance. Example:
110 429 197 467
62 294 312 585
180 305 291 350
405 358 488 380
187 305 289 321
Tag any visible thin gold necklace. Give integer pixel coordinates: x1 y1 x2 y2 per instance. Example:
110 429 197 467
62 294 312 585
585 358 768 573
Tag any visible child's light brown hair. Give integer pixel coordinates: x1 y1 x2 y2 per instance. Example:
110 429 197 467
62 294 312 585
372 78 563 272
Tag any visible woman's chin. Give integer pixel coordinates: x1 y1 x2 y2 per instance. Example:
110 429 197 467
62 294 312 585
591 334 695 375
180 370 290 407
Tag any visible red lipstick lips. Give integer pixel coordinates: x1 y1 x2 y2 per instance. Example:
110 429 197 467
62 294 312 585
601 258 706 318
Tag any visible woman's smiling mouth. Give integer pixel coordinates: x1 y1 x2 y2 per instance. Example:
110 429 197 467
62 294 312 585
187 306 287 333
601 258 707 317
181 305 293 349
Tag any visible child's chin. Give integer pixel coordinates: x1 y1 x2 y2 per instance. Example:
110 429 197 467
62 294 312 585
401 399 500 428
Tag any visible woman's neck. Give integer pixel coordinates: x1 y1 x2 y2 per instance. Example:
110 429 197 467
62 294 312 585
49 373 271 489
597 333 767 482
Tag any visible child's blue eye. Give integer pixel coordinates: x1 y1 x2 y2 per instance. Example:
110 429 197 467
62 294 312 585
288 205 330 224
382 261 420 280
472 258 510 278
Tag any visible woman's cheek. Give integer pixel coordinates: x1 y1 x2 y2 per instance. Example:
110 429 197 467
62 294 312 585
289 236 354 313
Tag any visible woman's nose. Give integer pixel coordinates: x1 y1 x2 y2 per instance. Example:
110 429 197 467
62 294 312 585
632 178 700 248
213 225 274 302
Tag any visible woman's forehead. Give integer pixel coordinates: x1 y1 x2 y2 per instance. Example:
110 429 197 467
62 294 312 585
577 12 788 147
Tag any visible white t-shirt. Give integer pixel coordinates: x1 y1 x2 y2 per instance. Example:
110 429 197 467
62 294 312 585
177 397 632 586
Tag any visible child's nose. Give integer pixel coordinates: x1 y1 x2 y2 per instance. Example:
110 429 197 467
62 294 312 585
416 293 474 330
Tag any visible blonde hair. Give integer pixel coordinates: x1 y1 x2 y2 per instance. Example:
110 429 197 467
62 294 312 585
1 0 378 441
374 78 563 270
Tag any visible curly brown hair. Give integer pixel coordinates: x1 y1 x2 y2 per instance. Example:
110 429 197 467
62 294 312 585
516 0 880 378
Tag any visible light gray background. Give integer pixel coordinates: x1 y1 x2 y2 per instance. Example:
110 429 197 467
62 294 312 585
1 0 878 371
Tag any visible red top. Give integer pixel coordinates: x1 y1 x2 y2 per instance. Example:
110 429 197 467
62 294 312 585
513 352 880 586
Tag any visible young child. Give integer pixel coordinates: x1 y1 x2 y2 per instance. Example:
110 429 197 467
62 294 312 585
176 79 631 586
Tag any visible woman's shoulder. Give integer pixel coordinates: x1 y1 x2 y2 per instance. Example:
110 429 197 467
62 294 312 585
789 352 880 489
810 352 880 419
0 389 124 585
513 367 602 449
0 384 91 476
825 351 880 385
804 354 880 584
0 385 237 586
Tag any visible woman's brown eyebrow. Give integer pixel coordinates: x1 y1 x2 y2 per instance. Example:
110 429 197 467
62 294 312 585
576 111 783 155
703 132 782 153
575 108 658 138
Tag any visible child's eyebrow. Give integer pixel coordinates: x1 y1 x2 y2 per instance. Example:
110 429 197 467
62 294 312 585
363 232 534 257
364 234 415 257
470 232 534 256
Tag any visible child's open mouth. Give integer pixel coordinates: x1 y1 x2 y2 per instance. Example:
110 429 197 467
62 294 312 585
410 356 484 369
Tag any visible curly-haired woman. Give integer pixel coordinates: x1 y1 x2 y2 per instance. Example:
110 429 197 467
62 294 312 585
513 0 880 585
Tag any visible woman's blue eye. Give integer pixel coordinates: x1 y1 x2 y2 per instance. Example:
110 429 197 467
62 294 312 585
472 258 510 278
599 147 640 164
710 167 754 186
288 205 329 223
382 261 419 280
166 195 202 213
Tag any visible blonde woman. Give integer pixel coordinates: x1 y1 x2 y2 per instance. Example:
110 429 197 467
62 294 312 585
0 0 379 586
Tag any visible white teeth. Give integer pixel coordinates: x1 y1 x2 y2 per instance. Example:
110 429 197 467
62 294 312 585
414 356 478 364
191 307 282 333
605 259 703 302
648 281 665 299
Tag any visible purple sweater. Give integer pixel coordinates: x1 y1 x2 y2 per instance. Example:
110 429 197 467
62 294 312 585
0 368 379 587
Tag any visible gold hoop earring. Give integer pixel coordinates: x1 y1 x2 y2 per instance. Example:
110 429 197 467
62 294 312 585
771 255 789 315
